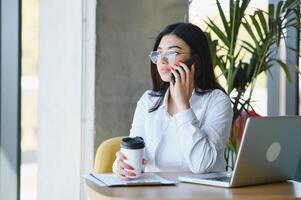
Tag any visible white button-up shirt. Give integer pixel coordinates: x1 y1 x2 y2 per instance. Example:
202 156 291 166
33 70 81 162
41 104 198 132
129 88 233 173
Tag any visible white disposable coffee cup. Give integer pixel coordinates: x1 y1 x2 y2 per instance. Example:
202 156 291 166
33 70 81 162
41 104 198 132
120 136 145 179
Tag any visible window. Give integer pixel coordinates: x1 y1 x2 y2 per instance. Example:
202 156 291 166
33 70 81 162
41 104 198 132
20 0 39 199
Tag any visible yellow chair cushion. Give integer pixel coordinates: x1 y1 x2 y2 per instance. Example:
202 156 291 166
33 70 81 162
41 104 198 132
93 136 124 173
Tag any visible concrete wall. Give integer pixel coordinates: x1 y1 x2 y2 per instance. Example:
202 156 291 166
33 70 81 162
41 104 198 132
94 0 188 151
38 0 187 199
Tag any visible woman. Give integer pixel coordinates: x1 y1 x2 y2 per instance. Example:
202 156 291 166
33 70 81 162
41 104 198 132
113 22 233 178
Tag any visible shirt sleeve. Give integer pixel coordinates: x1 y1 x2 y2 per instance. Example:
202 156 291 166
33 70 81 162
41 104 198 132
174 91 233 173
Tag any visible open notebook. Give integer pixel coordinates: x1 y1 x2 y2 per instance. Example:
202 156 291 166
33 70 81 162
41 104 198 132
87 172 177 187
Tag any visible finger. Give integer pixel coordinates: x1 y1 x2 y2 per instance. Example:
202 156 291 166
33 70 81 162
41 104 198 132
116 151 127 160
179 62 191 86
179 62 190 73
179 62 190 79
171 68 180 85
174 66 185 84
117 170 130 181
119 160 134 170
120 168 137 177
142 159 148 165
141 159 147 173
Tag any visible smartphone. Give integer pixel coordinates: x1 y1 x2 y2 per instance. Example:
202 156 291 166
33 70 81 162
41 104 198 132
170 54 199 85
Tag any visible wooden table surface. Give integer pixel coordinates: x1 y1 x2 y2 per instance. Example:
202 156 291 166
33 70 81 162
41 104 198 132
85 172 301 200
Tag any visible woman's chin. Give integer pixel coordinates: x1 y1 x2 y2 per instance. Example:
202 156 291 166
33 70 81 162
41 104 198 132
160 75 171 83
161 78 171 83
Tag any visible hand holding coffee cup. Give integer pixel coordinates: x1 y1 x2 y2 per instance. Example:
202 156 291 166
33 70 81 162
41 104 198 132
113 136 147 179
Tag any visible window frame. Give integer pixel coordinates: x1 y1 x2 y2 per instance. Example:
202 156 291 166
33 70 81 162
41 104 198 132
0 0 21 199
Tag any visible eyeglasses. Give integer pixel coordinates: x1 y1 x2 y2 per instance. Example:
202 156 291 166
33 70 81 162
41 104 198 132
149 50 191 64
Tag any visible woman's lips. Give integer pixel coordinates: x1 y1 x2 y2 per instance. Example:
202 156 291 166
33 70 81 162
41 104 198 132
159 68 171 74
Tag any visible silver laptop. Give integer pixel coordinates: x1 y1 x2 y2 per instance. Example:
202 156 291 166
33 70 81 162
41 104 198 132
179 116 301 187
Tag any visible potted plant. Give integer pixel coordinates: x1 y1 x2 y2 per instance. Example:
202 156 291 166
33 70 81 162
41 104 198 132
204 0 300 169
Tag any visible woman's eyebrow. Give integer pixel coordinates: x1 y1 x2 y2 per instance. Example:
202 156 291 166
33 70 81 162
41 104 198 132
168 45 183 50
157 45 183 50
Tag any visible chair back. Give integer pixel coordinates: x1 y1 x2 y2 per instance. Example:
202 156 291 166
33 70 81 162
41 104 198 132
93 136 124 173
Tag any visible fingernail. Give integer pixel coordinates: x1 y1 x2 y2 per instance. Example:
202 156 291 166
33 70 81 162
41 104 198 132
129 166 134 170
130 173 136 176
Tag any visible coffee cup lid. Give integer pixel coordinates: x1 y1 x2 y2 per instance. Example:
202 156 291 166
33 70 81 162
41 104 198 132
120 136 145 149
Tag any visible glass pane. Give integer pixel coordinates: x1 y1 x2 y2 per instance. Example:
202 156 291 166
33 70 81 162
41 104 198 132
21 0 39 199
189 0 268 116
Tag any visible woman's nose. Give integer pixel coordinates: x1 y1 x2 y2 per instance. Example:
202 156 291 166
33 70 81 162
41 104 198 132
157 54 168 64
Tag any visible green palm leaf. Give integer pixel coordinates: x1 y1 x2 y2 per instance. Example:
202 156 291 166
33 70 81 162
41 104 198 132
204 0 300 167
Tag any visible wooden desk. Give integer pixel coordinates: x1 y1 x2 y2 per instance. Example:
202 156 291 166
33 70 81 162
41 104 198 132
85 172 301 200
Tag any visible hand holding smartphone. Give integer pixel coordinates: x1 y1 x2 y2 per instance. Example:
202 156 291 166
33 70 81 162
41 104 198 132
170 54 199 85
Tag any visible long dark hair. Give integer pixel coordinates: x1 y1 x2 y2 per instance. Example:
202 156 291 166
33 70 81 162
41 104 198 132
149 22 225 112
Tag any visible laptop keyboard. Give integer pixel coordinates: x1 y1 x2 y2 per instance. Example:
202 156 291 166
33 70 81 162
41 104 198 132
203 176 231 182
